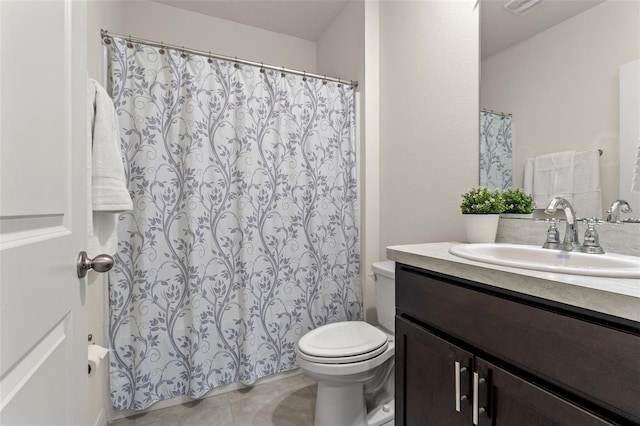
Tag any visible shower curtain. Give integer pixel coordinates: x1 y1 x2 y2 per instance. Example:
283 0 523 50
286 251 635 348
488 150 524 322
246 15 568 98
480 111 512 191
107 37 361 411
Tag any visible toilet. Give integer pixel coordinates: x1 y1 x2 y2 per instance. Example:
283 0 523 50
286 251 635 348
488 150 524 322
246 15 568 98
296 261 396 426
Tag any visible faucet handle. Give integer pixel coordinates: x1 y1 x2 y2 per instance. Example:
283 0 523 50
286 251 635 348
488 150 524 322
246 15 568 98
581 218 605 254
542 218 561 249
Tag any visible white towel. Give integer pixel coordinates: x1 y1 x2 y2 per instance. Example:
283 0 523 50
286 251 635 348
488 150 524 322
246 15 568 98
90 80 132 211
524 150 602 218
529 150 575 210
571 150 602 218
87 78 132 256
632 139 640 192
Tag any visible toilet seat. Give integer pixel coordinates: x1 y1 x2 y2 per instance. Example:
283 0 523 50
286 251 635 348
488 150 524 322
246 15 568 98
297 321 389 364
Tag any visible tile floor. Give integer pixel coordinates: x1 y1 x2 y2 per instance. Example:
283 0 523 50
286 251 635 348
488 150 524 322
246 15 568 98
108 374 317 426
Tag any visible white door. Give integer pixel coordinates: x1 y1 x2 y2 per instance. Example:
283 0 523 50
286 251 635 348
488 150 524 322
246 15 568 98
0 1 88 425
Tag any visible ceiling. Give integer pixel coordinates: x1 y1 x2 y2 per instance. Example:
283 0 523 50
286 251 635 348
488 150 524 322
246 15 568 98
153 0 605 56
481 0 605 58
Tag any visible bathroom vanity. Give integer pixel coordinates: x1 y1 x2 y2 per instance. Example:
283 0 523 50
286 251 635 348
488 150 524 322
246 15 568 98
388 243 640 426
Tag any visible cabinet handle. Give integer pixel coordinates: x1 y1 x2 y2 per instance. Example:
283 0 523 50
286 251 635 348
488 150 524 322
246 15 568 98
455 361 468 412
473 372 486 425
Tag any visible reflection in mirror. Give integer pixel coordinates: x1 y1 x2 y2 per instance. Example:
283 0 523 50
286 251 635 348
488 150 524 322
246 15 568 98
619 59 640 215
480 110 512 191
480 0 640 219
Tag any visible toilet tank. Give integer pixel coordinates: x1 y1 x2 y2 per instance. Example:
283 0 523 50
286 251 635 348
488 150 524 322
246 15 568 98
372 261 395 333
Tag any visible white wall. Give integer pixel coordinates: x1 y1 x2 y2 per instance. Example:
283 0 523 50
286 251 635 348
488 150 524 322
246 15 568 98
481 0 640 214
86 2 317 424
316 1 363 83
88 0 316 80
379 0 480 251
364 1 381 323
316 2 379 321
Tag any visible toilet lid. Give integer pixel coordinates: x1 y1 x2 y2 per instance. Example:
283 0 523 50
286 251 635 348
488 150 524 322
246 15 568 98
297 321 389 363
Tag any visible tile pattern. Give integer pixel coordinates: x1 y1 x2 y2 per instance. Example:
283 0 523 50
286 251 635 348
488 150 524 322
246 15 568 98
108 375 317 426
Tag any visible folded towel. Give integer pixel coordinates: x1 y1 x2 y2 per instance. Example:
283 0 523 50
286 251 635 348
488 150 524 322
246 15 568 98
571 150 602 218
632 139 640 192
87 78 132 256
90 79 133 211
530 150 575 210
524 150 602 218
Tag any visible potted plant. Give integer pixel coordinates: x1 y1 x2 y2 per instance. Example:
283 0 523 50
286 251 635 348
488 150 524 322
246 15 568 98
501 188 534 215
460 187 506 243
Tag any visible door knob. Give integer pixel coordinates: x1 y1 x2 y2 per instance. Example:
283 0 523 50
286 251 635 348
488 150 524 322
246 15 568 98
77 251 114 278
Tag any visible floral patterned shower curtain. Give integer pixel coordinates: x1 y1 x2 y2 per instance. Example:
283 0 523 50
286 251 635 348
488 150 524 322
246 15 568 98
480 111 512 191
107 37 361 411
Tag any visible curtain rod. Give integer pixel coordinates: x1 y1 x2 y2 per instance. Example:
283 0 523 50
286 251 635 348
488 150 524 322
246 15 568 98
480 107 604 156
481 109 512 118
101 29 358 89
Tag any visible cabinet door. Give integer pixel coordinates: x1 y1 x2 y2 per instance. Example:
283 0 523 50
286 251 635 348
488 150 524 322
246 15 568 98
396 316 473 425
474 358 613 426
396 266 640 423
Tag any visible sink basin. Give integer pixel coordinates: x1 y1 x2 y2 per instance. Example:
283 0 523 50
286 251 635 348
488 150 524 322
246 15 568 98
448 243 640 278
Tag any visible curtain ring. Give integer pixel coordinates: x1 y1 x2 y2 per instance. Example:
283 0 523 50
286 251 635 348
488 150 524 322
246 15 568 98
234 57 239 69
126 35 133 49
322 75 327 85
180 47 187 59
159 43 165 55
302 71 307 82
207 52 213 64
281 66 286 78
260 62 265 74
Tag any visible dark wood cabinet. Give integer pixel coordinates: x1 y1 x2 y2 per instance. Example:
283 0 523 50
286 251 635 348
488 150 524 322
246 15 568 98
396 316 472 425
475 357 611 426
395 264 640 426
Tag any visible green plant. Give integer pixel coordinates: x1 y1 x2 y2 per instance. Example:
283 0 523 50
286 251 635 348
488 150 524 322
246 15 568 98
502 188 534 214
460 187 506 214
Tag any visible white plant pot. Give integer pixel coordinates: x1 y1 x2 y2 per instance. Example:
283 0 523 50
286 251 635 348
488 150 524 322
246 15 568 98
463 214 500 243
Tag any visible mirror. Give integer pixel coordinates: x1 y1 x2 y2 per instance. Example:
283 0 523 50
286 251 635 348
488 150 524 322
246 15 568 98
480 0 640 218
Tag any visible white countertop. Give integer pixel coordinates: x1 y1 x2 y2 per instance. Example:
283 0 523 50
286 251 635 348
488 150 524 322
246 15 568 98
387 242 640 324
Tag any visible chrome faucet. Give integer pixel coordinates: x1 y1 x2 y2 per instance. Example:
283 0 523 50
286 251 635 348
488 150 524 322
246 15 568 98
581 218 605 254
606 200 632 223
544 197 580 252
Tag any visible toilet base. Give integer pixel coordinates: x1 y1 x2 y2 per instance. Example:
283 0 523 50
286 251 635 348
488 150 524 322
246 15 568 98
367 399 394 426
314 382 394 426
